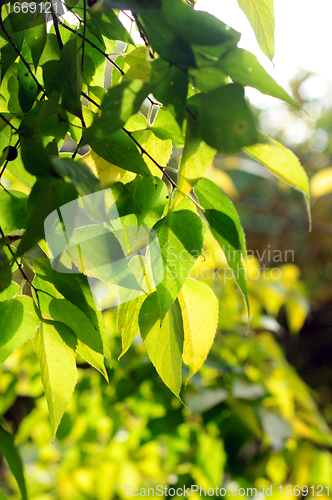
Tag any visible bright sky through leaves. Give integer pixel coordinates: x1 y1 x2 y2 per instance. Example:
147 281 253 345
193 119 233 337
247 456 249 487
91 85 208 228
195 0 332 99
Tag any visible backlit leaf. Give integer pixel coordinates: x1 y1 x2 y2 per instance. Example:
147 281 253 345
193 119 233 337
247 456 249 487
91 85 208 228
175 113 216 206
49 298 108 379
195 83 259 153
0 296 40 365
90 129 153 179
139 292 184 397
33 320 78 438
194 178 249 314
0 189 28 234
151 210 205 321
179 278 218 382
244 137 311 227
218 48 298 107
237 0 275 60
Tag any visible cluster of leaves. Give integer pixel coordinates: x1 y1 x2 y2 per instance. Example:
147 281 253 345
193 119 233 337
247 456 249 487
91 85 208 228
1 277 332 499
0 0 314 488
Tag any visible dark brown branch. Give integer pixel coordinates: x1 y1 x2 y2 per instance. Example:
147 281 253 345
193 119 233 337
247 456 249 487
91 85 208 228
0 14 46 98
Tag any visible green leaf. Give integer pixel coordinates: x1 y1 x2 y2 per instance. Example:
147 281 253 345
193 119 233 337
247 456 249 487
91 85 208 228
49 298 108 380
193 83 260 153
118 295 145 359
1 44 19 81
189 66 228 93
125 175 168 227
89 9 134 44
26 15 47 69
131 128 172 178
51 157 101 196
152 61 188 126
152 210 205 321
174 113 216 207
218 49 298 107
178 278 218 383
0 248 11 293
19 105 59 177
90 129 152 179
243 137 311 226
0 281 21 301
0 489 8 500
139 292 184 397
149 106 185 148
159 0 240 47
194 178 249 313
0 424 27 500
43 49 83 118
60 37 83 116
15 178 78 259
82 79 156 144
0 296 40 365
33 258 111 365
0 189 28 234
64 225 143 292
99 0 161 10
237 0 275 60
33 320 78 438
17 57 38 113
138 15 196 67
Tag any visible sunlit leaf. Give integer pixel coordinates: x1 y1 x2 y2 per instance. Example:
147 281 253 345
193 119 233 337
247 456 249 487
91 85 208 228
237 0 275 60
51 156 101 196
0 296 40 365
90 129 153 179
218 48 298 107
33 320 78 438
118 295 145 359
15 178 78 259
139 292 184 397
194 83 259 153
174 113 216 207
244 137 311 227
179 278 218 382
151 210 205 321
194 178 249 314
0 190 28 234
49 298 108 380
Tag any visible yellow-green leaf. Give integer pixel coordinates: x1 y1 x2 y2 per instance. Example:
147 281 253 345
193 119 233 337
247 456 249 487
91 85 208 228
78 149 125 187
118 295 145 359
139 292 184 398
131 129 172 178
178 278 218 383
244 138 311 226
285 293 309 335
174 114 216 207
237 0 275 60
311 167 332 198
33 320 78 439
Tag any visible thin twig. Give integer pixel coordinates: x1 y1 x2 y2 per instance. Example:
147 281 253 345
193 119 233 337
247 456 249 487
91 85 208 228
60 21 125 75
81 0 87 72
51 6 63 49
123 128 177 188
0 14 46 98
0 114 18 133
80 91 175 186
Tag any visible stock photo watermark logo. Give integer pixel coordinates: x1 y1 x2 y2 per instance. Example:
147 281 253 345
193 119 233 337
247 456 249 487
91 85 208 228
5 0 65 32
44 188 164 309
